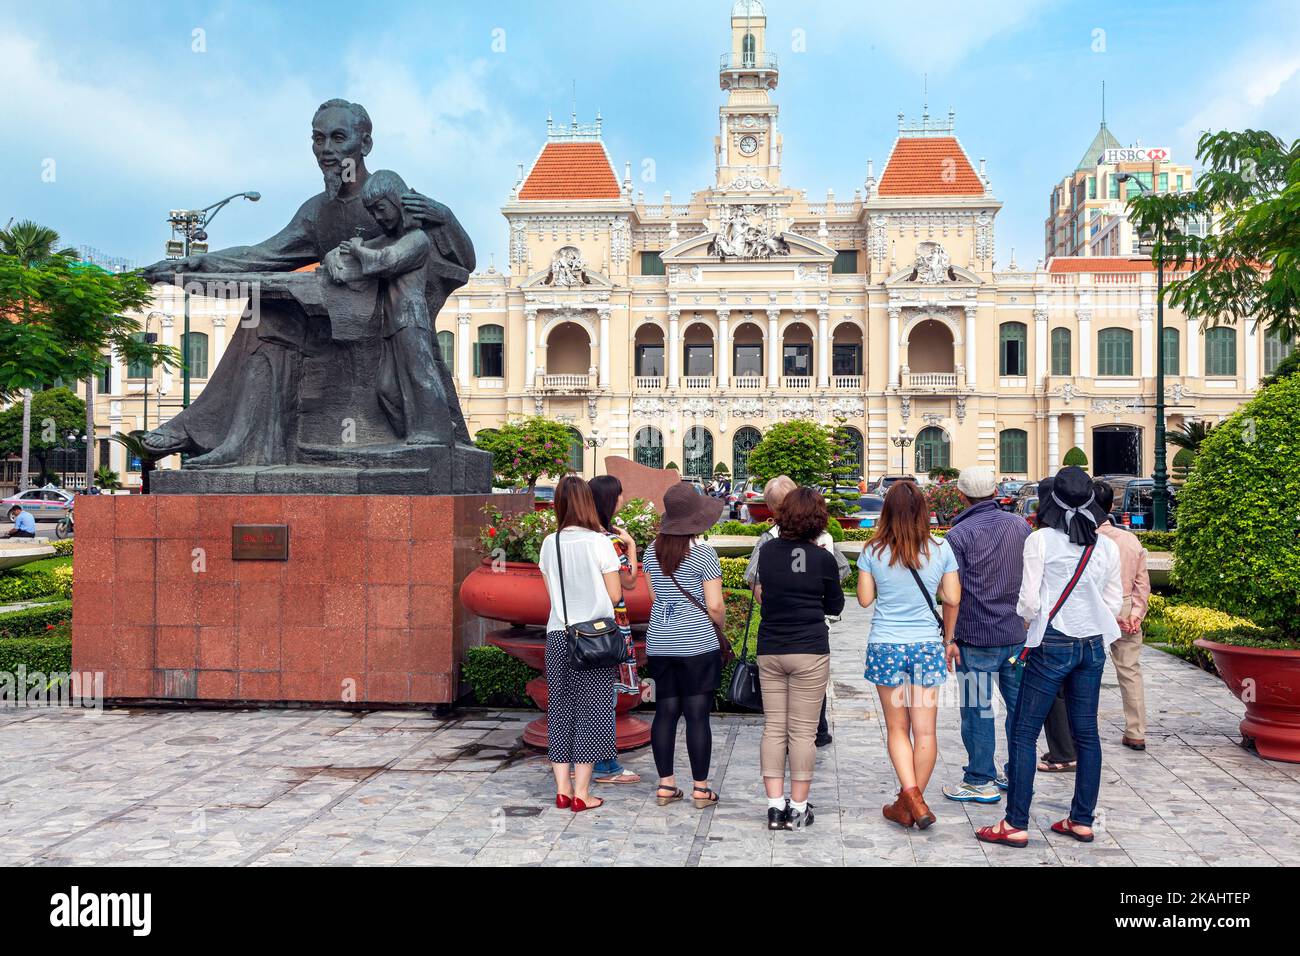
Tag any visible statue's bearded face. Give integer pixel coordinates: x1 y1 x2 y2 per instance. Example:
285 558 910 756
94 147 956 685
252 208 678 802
312 107 371 199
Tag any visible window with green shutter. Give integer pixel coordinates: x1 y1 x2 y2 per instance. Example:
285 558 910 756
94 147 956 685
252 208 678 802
640 252 665 276
1264 328 1294 376
1050 327 1071 375
96 355 111 395
1204 327 1237 376
1000 322 1027 376
182 331 208 379
1162 327 1180 376
474 324 504 377
437 330 454 371
126 332 152 379
999 429 1028 474
832 250 858 274
1097 328 1133 376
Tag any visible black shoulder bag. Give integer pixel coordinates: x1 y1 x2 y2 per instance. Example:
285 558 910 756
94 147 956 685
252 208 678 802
726 588 763 711
907 566 945 639
554 531 624 671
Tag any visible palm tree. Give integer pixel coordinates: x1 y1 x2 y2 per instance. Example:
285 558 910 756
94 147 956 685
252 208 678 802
1167 420 1215 455
93 465 122 491
107 431 162 495
0 220 78 492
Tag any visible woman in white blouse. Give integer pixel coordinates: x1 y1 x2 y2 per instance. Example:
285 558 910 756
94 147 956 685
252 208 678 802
976 467 1123 849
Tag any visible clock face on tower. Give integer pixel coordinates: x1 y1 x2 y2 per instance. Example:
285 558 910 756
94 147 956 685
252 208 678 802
738 134 758 156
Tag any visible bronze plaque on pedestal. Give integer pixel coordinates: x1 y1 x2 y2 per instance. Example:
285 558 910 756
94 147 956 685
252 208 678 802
232 524 290 560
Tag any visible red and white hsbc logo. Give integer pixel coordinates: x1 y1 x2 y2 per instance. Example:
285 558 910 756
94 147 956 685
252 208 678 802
1102 147 1170 164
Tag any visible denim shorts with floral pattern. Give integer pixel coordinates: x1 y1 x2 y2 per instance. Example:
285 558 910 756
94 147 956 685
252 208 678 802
865 640 948 688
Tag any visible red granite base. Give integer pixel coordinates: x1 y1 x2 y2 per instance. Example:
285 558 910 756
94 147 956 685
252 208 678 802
71 493 524 706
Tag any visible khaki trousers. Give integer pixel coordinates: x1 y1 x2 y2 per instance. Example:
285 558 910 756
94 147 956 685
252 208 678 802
758 653 830 782
1109 628 1146 740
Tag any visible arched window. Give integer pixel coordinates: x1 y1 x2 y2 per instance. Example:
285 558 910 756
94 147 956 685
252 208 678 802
182 331 209 379
437 330 454 371
999 429 1028 474
1097 328 1133 376
634 426 664 469
732 426 762 481
838 426 864 479
1264 328 1295 376
914 426 950 472
1204 326 1237 376
565 427 583 474
1050 328 1071 376
474 324 504 377
1162 327 1180 376
741 32 756 67
126 332 152 379
1000 322 1027 376
684 426 713 480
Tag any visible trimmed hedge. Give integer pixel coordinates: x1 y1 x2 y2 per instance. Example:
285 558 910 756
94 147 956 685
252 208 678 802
709 520 769 537
1201 625 1300 651
0 565 73 604
1133 530 1176 553
50 540 74 557
0 633 72 676
0 601 72 639
460 645 538 707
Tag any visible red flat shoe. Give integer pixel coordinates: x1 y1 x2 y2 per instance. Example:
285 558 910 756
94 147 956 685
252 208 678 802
571 795 604 813
975 823 1029 848
1051 818 1095 843
555 794 573 809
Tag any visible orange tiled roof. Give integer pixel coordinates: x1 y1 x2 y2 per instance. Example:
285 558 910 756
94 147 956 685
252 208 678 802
519 142 620 200
878 137 984 197
1047 257 1154 273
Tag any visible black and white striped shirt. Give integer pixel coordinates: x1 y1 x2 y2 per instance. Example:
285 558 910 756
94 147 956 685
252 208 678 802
643 542 722 657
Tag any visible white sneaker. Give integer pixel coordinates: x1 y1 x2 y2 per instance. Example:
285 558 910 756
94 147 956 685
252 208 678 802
941 781 1001 803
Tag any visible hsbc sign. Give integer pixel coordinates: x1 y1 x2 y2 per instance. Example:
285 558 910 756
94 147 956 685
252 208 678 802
1101 146 1171 164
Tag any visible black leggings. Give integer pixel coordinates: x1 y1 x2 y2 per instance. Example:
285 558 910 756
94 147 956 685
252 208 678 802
652 693 714 781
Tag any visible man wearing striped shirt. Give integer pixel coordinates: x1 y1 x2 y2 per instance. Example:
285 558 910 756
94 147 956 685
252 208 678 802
940 466 1032 804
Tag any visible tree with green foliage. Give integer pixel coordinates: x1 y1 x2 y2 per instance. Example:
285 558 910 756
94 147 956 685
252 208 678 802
474 416 575 492
0 387 86 482
744 419 833 488
713 461 729 477
664 461 679 471
1262 349 1300 387
928 466 960 481
1170 447 1196 486
107 430 164 495
1062 446 1088 467
1167 419 1215 455
823 421 860 517
1173 372 1300 633
94 464 122 491
1127 129 1300 340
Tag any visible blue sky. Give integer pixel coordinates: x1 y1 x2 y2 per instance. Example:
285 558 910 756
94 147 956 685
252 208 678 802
5 0 1299 272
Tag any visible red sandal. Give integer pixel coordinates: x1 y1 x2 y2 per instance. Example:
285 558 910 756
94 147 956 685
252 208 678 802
555 794 573 809
976 822 1029 848
1051 818 1095 843
571 795 604 813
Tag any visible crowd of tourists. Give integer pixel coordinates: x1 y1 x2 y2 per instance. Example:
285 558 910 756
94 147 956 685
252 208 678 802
535 462 1149 844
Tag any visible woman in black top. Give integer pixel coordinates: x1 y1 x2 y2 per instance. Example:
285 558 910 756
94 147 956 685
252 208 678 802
753 487 845 830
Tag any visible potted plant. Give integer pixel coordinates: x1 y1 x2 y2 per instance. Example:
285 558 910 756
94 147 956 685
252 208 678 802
458 497 661 627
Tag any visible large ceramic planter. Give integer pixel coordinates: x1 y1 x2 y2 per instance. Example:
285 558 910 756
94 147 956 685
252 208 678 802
834 516 862 530
1194 639 1300 763
746 501 773 523
459 559 652 628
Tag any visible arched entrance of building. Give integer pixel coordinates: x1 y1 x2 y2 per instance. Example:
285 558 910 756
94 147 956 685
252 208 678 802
732 426 762 481
1093 424 1142 476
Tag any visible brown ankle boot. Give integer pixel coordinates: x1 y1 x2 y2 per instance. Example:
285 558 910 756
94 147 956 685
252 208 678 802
882 789 915 829
901 786 936 829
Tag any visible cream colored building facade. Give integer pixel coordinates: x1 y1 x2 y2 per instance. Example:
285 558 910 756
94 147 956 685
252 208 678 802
85 0 1288 489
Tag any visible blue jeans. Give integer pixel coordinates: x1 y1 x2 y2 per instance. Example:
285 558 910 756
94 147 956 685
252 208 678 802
593 759 623 775
1005 629 1106 829
955 641 1024 786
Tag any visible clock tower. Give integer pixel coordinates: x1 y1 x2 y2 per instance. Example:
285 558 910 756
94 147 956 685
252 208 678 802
716 0 782 189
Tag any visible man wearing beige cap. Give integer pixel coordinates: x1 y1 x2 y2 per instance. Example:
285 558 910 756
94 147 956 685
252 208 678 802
940 465 1031 804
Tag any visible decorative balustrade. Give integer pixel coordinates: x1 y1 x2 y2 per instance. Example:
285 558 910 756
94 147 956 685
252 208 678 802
908 372 958 388
832 375 863 389
634 375 664 390
682 376 715 390
540 373 591 391
731 376 765 391
781 375 813 390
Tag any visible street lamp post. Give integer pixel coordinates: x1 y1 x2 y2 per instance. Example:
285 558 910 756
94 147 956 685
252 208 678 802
890 427 914 478
584 430 607 479
1118 172 1171 532
142 311 164 435
165 192 260 409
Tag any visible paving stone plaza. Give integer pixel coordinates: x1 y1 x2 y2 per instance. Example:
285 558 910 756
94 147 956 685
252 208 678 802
4 602 1295 867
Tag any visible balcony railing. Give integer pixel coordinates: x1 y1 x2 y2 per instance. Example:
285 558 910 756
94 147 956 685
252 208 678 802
720 52 779 71
634 375 664 390
782 375 812 390
682 375 715 390
908 372 958 388
732 376 765 390
540 373 591 391
833 375 863 389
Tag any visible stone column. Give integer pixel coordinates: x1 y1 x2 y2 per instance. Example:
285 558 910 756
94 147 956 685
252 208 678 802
717 309 730 386
1074 413 1086 457
1186 315 1200 378
817 308 830 386
766 309 780 387
887 307 901 388
159 314 175 395
457 312 472 388
598 307 611 388
1048 412 1060 472
1033 308 1048 383
1139 309 1154 378
211 313 227 369
1077 310 1093 378
524 308 538 388
1245 320 1259 390
668 309 681 388
964 304 978 387
110 346 124 395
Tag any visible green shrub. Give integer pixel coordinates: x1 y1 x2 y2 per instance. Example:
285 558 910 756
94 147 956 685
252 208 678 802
1173 372 1300 633
0 566 73 604
1161 603 1263 670
708 520 769 537
460 645 537 706
745 420 833 487
1201 625 1300 651
720 556 750 590
0 633 72 677
1133 530 1176 552
824 518 845 542
50 540 74 557
1062 446 1088 467
0 601 72 639
842 526 875 541
717 588 762 708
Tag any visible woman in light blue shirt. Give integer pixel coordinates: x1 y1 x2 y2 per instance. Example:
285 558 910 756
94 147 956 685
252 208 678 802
856 480 961 831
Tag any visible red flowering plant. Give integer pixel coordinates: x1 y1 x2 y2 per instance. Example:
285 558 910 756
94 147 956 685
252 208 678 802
477 498 660 564
924 478 968 526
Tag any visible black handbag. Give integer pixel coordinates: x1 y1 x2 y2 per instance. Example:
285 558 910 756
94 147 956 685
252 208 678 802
726 588 763 711
554 530 624 671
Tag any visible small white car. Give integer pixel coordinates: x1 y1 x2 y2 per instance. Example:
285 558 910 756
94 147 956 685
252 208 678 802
2 485 75 522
